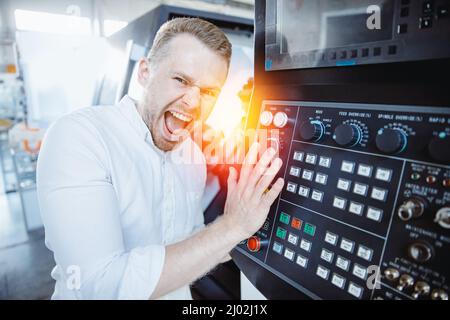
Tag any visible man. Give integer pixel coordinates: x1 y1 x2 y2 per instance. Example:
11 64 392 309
37 18 284 300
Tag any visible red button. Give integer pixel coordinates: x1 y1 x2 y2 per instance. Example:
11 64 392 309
291 218 303 230
247 236 261 252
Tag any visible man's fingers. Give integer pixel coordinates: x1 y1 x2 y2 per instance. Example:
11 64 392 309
238 142 259 190
252 157 283 198
243 147 277 197
262 177 284 207
227 166 237 192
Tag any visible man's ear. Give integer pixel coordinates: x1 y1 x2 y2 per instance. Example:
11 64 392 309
137 57 150 86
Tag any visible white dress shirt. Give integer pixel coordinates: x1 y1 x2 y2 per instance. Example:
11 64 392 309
36 95 206 300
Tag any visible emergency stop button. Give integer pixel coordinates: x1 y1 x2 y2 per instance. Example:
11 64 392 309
247 236 262 252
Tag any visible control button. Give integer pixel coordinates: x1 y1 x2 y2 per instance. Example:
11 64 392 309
431 289 449 300
340 238 355 253
333 196 347 210
398 197 427 221
367 207 383 222
272 241 283 254
375 128 408 154
324 232 338 246
279 212 290 225
434 207 450 229
318 156 331 168
316 265 330 280
339 51 347 59
371 187 388 202
388 45 397 55
348 282 363 299
311 190 324 202
300 239 312 252
333 123 362 147
315 173 328 185
353 183 368 196
357 164 372 178
341 160 355 173
286 182 297 193
336 256 351 271
437 5 449 18
259 111 273 126
350 49 357 58
361 48 369 57
443 178 450 188
337 178 352 192
296 255 308 268
305 153 317 165
412 281 431 299
420 16 433 29
247 236 262 252
298 185 310 198
349 201 364 215
330 51 337 60
411 172 421 180
428 134 450 163
357 245 373 262
384 267 400 282
400 7 409 17
375 168 392 182
304 223 316 236
293 151 304 161
289 166 301 177
273 112 289 128
284 248 295 261
302 169 314 181
373 47 381 56
291 217 303 230
397 274 414 291
397 23 408 34
287 233 299 246
407 241 433 263
276 227 287 240
299 120 325 142
352 264 368 280
331 273 346 289
426 175 436 184
320 248 334 263
422 1 433 15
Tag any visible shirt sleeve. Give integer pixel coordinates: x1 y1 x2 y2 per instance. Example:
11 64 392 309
37 113 165 300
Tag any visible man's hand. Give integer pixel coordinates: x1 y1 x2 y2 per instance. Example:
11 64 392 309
223 142 284 241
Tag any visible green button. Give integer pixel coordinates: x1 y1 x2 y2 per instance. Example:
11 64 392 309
279 212 290 225
304 223 316 236
276 227 287 239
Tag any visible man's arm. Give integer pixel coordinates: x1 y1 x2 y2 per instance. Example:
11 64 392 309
151 143 284 299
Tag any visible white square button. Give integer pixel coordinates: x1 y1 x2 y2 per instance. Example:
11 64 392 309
341 161 355 173
337 178 351 192
352 264 368 280
353 183 368 196
340 238 355 253
357 164 373 177
284 248 295 261
316 265 330 280
348 282 363 299
293 151 304 161
375 168 392 182
349 201 364 215
371 187 388 202
311 190 324 202
300 239 312 252
336 256 350 271
289 166 301 177
302 169 314 181
286 182 297 193
296 255 308 268
319 156 332 168
287 233 299 246
331 273 346 289
305 153 317 165
357 245 373 262
298 185 310 198
320 249 334 263
324 232 338 246
315 173 328 185
333 196 347 210
367 207 383 222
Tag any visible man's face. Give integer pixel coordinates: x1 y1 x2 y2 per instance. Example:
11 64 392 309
137 34 229 152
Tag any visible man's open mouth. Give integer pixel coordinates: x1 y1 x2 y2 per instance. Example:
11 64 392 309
163 110 193 136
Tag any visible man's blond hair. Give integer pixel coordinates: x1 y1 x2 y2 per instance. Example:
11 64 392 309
147 17 232 66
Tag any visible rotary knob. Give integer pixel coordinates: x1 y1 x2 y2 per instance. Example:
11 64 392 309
407 241 433 263
333 123 362 147
299 120 325 142
428 135 450 163
259 111 273 127
375 128 408 154
273 112 289 128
